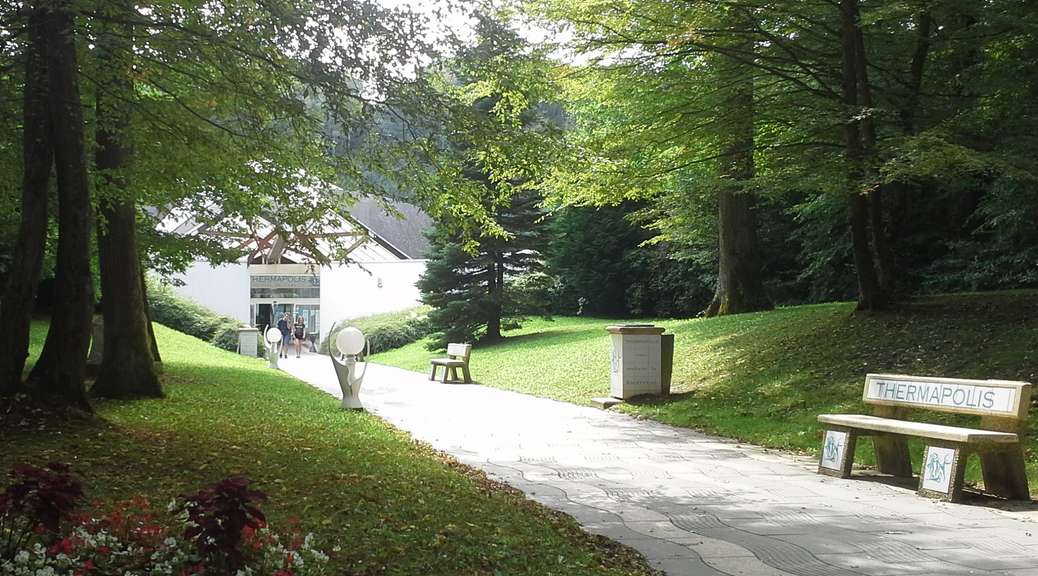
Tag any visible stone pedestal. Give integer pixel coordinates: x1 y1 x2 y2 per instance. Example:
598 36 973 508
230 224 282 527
237 326 259 357
607 324 667 400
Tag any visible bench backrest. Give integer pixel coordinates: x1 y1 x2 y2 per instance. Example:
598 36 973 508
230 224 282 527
863 373 1032 423
447 343 472 362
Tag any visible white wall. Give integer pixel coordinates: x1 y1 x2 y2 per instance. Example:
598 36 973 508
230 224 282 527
171 262 251 324
168 257 426 338
320 260 427 340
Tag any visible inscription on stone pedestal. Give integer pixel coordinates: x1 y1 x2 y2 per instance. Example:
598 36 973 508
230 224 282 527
608 326 665 400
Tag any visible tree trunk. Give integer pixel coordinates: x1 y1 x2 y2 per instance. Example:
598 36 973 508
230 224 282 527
852 12 895 295
26 4 94 411
485 254 502 341
0 8 52 395
90 7 162 399
705 190 771 317
899 11 932 134
889 11 932 251
703 46 770 317
840 0 887 311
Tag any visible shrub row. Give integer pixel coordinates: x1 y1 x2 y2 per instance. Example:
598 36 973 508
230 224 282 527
148 281 266 357
320 307 432 356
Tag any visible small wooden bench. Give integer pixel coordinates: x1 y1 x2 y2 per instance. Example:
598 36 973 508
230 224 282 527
817 373 1032 502
429 343 472 384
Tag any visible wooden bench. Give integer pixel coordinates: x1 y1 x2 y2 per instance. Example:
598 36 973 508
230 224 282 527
817 373 1032 502
429 343 472 384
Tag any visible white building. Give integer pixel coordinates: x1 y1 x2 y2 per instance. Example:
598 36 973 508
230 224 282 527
167 197 432 342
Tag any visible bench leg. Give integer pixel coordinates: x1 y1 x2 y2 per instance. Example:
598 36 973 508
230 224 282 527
980 444 1030 500
461 365 471 383
818 428 857 478
873 433 913 478
429 365 437 381
918 444 967 502
441 366 449 383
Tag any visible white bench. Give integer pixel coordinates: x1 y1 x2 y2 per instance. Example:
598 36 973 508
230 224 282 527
429 343 472 384
817 373 1032 502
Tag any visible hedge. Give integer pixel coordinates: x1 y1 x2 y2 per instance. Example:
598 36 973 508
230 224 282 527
148 281 266 357
320 307 431 356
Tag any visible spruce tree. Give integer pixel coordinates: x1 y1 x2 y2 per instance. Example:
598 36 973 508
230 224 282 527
419 189 548 348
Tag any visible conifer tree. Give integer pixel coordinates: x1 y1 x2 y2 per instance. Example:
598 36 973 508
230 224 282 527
419 189 548 348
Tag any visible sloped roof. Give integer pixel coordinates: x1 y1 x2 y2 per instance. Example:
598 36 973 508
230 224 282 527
348 197 432 260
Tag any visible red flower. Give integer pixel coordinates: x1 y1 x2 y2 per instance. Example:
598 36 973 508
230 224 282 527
97 545 111 555
74 558 95 576
48 537 75 555
273 570 295 576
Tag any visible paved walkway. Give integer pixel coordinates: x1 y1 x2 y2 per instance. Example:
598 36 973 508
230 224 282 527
280 354 1038 576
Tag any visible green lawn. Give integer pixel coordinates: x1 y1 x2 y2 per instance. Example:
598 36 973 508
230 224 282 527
373 292 1038 494
1 321 655 576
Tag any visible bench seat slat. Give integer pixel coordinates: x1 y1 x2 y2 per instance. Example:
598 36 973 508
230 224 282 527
817 414 1019 444
430 358 466 366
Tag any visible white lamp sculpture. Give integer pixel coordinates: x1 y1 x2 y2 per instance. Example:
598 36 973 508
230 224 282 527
265 327 283 369
331 327 368 410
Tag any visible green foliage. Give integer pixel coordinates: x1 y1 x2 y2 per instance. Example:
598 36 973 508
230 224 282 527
147 282 263 357
545 202 728 317
374 291 1038 494
546 204 646 315
320 307 432 356
4 322 656 575
523 0 1038 308
416 17 559 349
419 190 550 349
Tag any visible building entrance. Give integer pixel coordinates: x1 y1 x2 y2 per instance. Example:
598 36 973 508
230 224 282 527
248 266 321 346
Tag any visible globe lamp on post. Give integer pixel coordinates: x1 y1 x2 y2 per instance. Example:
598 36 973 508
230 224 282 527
331 327 368 409
265 327 283 369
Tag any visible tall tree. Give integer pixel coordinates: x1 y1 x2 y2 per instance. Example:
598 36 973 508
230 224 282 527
26 1 94 411
417 15 557 346
704 30 770 316
839 0 890 310
91 1 161 398
0 5 52 395
531 1 775 316
419 190 548 347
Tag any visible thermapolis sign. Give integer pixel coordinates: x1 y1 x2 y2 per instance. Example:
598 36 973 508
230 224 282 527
864 374 1023 416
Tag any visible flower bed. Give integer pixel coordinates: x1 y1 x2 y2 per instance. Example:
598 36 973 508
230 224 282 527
0 464 329 576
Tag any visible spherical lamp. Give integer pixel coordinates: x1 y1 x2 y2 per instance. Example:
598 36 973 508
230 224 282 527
336 327 366 357
265 327 283 344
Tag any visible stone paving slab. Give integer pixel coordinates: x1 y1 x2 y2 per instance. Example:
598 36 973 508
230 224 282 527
280 355 1038 576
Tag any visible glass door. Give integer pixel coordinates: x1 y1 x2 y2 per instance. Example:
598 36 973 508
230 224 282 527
255 303 272 331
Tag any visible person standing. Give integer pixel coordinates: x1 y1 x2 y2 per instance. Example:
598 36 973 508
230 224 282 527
293 314 306 358
277 313 291 358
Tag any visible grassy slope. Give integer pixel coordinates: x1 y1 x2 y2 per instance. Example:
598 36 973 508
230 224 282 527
373 292 1038 492
2 321 653 576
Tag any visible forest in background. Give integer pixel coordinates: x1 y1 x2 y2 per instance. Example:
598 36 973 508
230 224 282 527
413 1 1038 344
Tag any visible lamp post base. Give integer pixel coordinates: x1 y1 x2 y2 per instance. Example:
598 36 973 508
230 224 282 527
341 393 363 410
